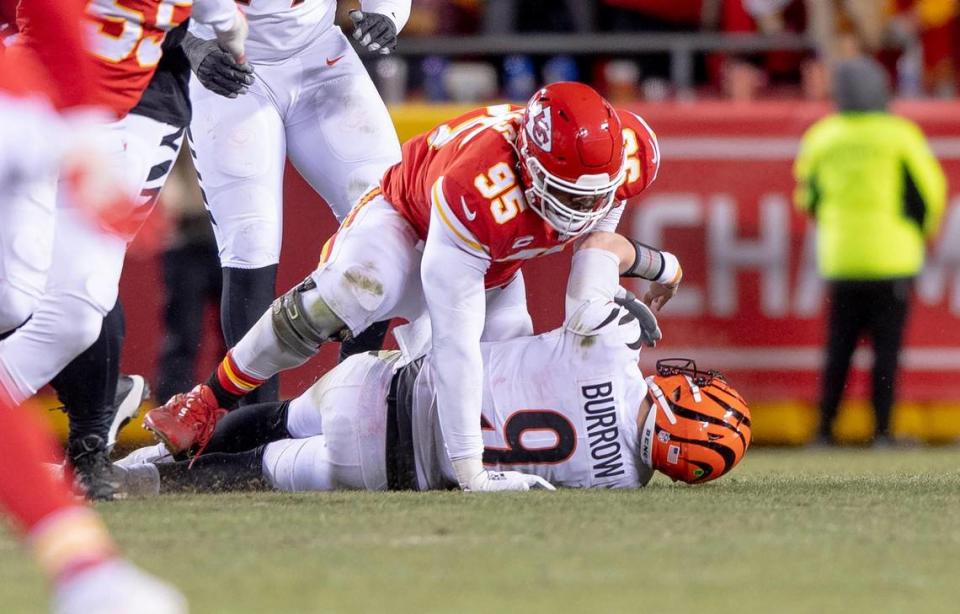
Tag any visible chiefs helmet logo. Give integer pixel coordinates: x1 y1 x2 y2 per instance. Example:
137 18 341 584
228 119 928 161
526 103 552 152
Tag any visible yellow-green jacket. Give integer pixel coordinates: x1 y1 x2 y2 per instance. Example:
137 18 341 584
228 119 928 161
794 112 947 280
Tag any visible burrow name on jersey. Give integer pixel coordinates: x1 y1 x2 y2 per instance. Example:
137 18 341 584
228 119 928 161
581 380 625 480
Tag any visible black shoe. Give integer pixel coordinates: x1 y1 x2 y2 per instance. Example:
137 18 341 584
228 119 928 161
68 434 120 501
108 374 150 450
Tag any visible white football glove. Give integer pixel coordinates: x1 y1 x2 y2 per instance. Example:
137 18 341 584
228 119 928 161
453 457 556 492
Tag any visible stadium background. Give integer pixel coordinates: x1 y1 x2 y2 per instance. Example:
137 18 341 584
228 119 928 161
35 0 960 446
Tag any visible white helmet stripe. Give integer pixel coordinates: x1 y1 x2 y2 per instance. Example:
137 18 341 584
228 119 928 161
639 404 657 468
683 375 702 403
645 376 677 425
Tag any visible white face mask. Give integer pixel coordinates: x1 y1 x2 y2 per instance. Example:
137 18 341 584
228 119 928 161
521 138 624 237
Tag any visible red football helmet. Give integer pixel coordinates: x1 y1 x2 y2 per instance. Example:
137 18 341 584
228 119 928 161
518 82 625 237
639 359 752 484
615 108 661 200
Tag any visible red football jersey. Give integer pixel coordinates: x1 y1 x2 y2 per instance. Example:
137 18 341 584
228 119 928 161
16 0 191 117
381 104 661 288
85 0 193 116
4 0 94 108
382 104 575 289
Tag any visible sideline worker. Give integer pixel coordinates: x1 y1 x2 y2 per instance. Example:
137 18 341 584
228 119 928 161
794 56 947 445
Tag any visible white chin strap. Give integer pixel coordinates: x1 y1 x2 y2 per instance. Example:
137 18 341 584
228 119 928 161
639 403 657 469
645 377 677 424
640 376 681 469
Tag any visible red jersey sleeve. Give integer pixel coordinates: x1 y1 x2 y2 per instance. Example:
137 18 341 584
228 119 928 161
11 0 94 109
616 109 661 202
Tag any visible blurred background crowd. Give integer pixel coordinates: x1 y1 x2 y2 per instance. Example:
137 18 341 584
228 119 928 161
331 0 960 103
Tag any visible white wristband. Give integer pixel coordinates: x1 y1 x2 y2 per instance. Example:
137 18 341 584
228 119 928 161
657 251 682 286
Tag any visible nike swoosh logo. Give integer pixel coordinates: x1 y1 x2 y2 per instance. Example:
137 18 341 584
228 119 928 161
460 197 477 221
326 55 345 66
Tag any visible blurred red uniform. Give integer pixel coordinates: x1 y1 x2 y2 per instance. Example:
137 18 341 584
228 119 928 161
12 0 192 117
0 0 116 577
0 0 241 417
1 0 93 108
75 0 194 117
1 4 188 611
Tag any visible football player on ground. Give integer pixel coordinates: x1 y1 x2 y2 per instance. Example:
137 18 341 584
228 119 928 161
0 2 184 611
119 251 750 494
0 0 248 499
184 0 410 404
145 83 679 494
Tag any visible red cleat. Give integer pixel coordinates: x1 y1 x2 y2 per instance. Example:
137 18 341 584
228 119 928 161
142 385 226 457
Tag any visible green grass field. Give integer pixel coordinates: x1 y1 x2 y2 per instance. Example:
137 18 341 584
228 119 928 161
2 448 959 613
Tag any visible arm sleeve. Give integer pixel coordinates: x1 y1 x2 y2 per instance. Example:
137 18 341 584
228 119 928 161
360 0 412 33
591 203 625 234
902 123 947 238
191 0 240 32
563 248 621 332
421 203 491 462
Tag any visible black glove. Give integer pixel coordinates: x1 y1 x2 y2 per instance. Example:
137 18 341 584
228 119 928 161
614 289 662 348
349 10 398 54
182 31 254 99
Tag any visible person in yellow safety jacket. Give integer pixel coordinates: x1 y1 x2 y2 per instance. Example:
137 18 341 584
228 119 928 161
794 56 947 446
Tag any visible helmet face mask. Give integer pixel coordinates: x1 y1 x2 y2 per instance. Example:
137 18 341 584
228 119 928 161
521 149 622 236
641 359 752 484
519 82 626 238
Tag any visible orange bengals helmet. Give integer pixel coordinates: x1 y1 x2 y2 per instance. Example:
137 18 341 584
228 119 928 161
639 359 752 484
518 82 625 237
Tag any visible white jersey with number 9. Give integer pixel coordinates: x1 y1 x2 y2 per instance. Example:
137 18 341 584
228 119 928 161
412 301 655 490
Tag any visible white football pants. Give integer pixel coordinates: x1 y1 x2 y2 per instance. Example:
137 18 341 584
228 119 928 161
188 25 402 270
0 113 183 404
261 352 396 492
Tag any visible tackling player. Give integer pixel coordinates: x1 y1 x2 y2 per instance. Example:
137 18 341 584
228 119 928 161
119 255 750 494
183 0 411 404
0 2 184 611
145 83 680 494
0 0 248 499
